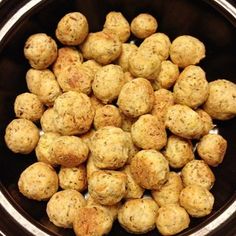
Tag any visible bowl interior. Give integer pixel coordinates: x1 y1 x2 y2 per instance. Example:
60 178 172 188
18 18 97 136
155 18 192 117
0 0 235 235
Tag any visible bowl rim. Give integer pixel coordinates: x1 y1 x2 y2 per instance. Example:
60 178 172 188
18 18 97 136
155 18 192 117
0 0 235 235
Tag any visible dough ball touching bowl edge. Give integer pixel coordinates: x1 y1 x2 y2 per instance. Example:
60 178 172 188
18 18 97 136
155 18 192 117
0 0 236 236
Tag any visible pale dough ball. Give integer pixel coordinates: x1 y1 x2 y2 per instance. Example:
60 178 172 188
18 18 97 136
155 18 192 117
83 59 102 77
164 135 194 169
203 79 236 120
59 165 87 192
117 43 138 72
151 172 183 207
130 150 169 190
26 69 61 106
56 12 88 45
129 49 161 80
86 153 100 180
50 135 89 167
24 33 57 69
151 89 175 125
80 31 122 65
40 108 58 133
197 134 227 167
173 65 209 109
94 105 122 130
121 165 144 199
153 60 179 89
125 132 140 164
73 206 113 236
120 112 137 132
181 160 215 190
87 194 121 221
165 104 204 139
79 129 95 149
57 64 93 95
52 47 83 77
46 189 86 228
90 94 104 111
35 132 60 165
131 114 167 150
92 64 125 104
53 91 94 135
139 33 171 61
14 92 44 122
88 170 127 205
124 71 134 83
118 198 159 234
103 11 130 43
156 204 190 235
179 185 214 217
5 118 39 154
196 109 214 136
90 126 129 169
117 78 155 118
170 35 205 68
131 13 158 39
18 162 58 201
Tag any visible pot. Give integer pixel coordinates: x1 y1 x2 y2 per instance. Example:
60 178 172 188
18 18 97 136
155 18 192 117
0 0 235 235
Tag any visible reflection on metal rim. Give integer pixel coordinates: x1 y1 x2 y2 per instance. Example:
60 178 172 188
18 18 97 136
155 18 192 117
0 0 235 235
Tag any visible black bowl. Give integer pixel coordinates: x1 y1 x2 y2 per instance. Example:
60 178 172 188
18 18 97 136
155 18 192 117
0 0 235 235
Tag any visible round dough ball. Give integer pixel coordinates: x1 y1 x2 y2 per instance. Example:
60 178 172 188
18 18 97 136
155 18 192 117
164 135 194 169
14 92 45 122
139 33 171 61
103 11 130 43
196 109 214 136
57 64 93 95
197 134 227 167
131 114 167 150
80 31 122 65
73 206 113 236
118 78 155 118
86 195 121 221
52 47 83 77
182 160 215 190
170 35 205 68
117 43 138 72
129 49 161 80
50 135 89 167
18 162 58 201
153 60 179 89
86 153 100 180
120 111 137 132
173 65 209 109
151 89 175 125
92 64 125 104
83 59 102 77
53 91 94 135
47 189 86 228
79 129 95 148
90 94 104 111
130 150 169 190
35 132 60 165
203 79 236 120
56 12 88 45
40 108 58 133
151 172 183 207
26 69 61 106
59 165 87 192
165 104 204 139
118 198 159 234
125 132 140 164
88 170 127 205
121 165 144 199
90 126 129 169
156 204 190 235
94 105 122 130
24 33 57 69
124 71 134 83
179 185 214 217
5 118 39 154
131 13 158 39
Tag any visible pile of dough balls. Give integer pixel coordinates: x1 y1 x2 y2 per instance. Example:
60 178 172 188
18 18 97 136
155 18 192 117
4 10 235 236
